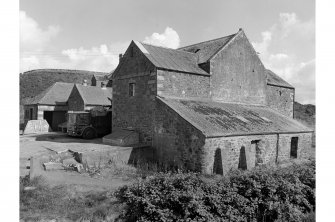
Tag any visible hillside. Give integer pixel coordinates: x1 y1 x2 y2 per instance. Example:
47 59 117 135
294 101 315 129
19 69 109 125
294 101 315 149
20 69 109 104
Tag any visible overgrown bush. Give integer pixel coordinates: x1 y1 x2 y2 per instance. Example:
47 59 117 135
115 161 315 222
20 175 119 221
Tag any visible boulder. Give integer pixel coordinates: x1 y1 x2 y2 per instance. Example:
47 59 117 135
43 162 64 171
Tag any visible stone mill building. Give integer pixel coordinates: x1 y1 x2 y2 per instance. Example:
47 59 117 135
110 28 313 174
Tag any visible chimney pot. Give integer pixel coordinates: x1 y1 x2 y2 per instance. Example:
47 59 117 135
119 53 123 62
83 79 88 86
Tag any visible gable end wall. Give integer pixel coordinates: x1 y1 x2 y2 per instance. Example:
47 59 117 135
112 42 157 143
210 31 267 105
68 86 85 111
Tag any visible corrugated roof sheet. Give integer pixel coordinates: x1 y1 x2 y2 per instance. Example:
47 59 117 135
178 34 236 64
76 84 112 106
158 97 312 137
266 69 294 89
28 82 74 105
135 41 209 75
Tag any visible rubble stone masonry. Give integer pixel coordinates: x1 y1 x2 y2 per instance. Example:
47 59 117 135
154 99 206 172
157 70 210 99
266 84 294 118
202 132 312 174
112 41 157 143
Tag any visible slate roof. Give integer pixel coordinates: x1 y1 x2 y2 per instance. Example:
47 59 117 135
266 69 294 89
158 97 312 138
28 82 74 105
178 34 236 64
134 41 209 75
75 84 113 106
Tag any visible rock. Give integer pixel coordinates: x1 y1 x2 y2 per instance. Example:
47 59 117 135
62 158 79 166
23 186 36 191
43 162 64 171
75 163 84 173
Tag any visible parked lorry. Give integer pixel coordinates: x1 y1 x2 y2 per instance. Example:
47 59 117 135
67 107 111 139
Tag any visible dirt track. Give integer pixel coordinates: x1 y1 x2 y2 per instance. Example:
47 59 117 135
20 132 134 191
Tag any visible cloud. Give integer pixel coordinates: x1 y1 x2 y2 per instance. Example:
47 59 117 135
20 11 128 73
20 15 180 73
252 13 315 104
143 27 180 49
61 44 119 72
20 11 60 52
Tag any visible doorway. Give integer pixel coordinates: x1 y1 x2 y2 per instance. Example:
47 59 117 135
29 108 33 120
43 111 67 131
251 140 262 166
290 137 298 158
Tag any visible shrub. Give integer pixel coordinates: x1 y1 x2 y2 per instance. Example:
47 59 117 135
115 162 315 222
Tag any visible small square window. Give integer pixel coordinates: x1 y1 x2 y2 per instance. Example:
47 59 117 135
129 83 135 97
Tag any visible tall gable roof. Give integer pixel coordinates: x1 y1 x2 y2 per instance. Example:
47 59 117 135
266 69 294 89
158 97 312 138
178 33 237 64
134 41 209 75
28 82 74 105
75 84 112 106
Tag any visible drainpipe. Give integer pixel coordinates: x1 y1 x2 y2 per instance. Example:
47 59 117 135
275 133 279 164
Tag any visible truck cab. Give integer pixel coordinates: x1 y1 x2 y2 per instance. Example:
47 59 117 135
67 107 111 139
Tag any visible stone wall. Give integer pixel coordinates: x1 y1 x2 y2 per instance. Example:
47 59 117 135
153 99 206 172
68 86 85 111
157 69 210 99
210 31 267 105
24 105 38 122
277 133 312 162
202 132 312 174
112 41 157 143
266 84 294 118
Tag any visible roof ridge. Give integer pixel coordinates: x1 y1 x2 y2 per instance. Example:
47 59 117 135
23 69 108 74
207 30 243 61
178 33 236 50
140 42 197 55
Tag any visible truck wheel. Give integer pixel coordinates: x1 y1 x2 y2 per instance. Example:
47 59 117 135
82 128 96 139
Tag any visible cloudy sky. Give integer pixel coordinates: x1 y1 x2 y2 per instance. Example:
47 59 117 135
20 0 315 104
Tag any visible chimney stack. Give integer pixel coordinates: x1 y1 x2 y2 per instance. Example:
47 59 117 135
83 79 88 86
119 53 123 62
101 82 107 89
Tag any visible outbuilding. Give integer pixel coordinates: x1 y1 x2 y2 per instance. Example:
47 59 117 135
67 83 112 111
23 82 74 131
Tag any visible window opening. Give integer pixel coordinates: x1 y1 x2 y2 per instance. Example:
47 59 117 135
129 83 135 97
290 137 298 158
